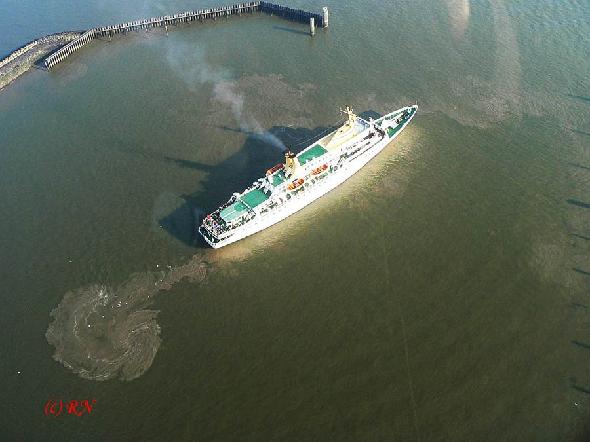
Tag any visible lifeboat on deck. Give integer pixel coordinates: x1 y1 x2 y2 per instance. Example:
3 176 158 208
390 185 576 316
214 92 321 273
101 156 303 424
266 163 284 176
311 164 328 175
287 178 304 191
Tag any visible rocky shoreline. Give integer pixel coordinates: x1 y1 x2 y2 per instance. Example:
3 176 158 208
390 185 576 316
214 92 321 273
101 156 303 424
0 32 82 91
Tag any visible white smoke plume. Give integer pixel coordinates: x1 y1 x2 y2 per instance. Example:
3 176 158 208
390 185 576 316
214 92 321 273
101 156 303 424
165 39 286 151
213 81 286 151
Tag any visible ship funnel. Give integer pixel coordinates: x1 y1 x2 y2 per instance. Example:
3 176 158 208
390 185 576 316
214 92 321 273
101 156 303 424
284 149 297 177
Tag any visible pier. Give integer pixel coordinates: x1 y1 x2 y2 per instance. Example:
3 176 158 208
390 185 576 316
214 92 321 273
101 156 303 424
44 2 328 69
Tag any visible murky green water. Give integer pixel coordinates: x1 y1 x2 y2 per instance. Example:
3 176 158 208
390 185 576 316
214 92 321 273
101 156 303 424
1 0 590 440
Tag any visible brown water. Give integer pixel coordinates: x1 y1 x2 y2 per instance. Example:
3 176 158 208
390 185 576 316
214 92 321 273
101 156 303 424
1 0 590 440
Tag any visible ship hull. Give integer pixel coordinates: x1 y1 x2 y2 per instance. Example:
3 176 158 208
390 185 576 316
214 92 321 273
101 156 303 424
198 106 417 248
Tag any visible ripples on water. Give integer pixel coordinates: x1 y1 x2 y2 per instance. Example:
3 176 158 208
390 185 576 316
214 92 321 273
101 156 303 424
46 257 209 380
30 4 590 440
45 106 420 381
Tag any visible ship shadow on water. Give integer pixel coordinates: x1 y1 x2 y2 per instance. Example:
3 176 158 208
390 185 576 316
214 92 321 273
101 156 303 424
565 162 590 172
567 198 590 210
272 25 309 36
566 94 590 104
159 111 384 247
572 267 590 277
159 121 359 247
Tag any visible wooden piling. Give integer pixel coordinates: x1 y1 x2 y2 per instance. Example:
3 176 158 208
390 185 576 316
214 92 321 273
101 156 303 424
43 2 328 69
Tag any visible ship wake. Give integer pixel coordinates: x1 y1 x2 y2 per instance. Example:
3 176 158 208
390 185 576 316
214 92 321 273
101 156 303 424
46 257 210 381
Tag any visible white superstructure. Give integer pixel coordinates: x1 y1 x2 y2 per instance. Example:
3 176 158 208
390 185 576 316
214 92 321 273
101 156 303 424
199 105 417 248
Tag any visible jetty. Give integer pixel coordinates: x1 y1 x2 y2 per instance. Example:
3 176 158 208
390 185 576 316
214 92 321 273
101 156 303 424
0 32 81 91
43 1 329 69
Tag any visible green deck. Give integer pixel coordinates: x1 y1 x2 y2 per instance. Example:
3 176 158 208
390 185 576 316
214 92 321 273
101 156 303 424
220 201 249 222
220 188 270 222
387 109 415 138
272 170 286 187
241 188 269 208
387 125 403 138
297 144 327 165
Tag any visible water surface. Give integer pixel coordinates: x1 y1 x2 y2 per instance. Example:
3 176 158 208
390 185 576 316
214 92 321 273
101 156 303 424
1 0 590 440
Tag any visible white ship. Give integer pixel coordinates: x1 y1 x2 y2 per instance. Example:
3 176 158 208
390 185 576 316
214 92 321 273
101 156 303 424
199 105 417 248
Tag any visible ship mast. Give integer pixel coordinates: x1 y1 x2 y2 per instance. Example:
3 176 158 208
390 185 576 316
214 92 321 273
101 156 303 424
341 106 357 126
284 149 297 178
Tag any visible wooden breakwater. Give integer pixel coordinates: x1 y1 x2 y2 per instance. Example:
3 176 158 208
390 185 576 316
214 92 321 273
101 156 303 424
258 2 327 27
0 32 81 71
44 2 328 69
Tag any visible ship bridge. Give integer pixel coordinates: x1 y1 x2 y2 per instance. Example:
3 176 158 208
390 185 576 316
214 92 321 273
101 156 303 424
316 106 367 151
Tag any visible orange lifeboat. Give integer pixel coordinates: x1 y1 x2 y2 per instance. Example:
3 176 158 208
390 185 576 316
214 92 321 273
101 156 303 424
287 178 305 190
266 163 284 176
311 164 328 175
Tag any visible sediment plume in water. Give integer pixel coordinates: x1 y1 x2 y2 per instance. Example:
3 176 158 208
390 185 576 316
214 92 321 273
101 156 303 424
44 68 420 381
45 128 413 381
44 72 318 382
46 257 211 381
